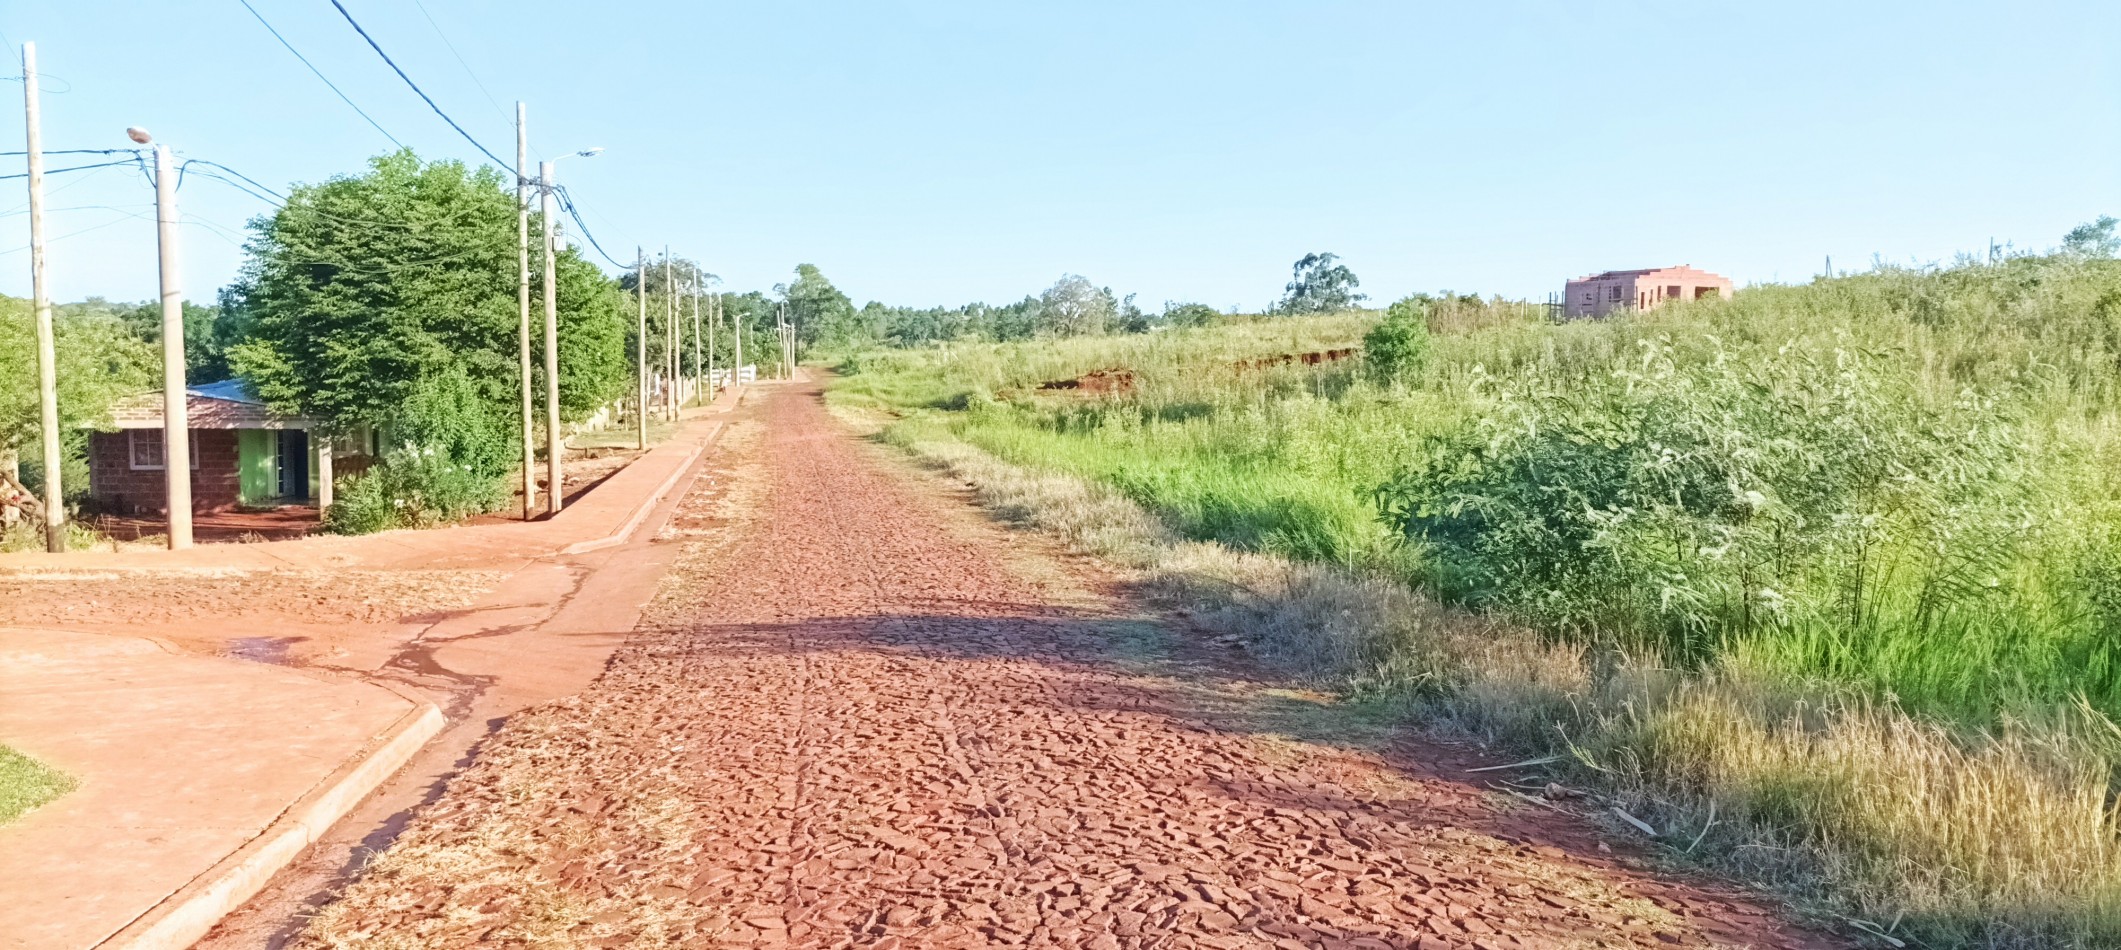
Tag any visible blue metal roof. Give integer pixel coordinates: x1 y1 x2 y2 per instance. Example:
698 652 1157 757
187 379 263 404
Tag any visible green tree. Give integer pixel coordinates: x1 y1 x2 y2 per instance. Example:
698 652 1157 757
784 263 858 352
1162 301 1222 328
1036 275 1115 336
114 299 238 382
616 251 716 378
1 296 157 497
227 150 627 428
1276 252 1366 314
2064 215 2119 258
555 251 630 415
1363 295 1432 385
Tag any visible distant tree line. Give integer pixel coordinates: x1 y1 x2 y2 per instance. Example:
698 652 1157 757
778 251 1380 355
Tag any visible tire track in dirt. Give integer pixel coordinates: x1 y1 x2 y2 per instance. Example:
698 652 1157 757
295 382 1837 950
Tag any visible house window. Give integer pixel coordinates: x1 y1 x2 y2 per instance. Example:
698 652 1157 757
1695 286 1717 299
128 428 199 471
1608 286 1624 302
1667 285 1682 298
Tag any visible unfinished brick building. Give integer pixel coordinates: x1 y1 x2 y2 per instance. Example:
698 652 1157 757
1564 265 1733 319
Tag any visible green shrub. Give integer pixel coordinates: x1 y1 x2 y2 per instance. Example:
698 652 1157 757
323 368 514 535
1363 296 1432 385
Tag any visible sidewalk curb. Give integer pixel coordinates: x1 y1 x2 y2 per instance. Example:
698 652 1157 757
561 421 719 556
95 699 446 950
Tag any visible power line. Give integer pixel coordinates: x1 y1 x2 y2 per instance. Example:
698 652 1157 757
0 159 145 181
180 159 287 202
325 0 511 170
234 0 404 149
0 147 141 158
551 184 628 269
0 208 154 257
0 202 150 220
182 167 284 206
406 0 513 137
179 159 499 237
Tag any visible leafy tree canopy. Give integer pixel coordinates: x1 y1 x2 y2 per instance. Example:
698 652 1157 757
1162 301 1223 328
227 149 628 428
2064 216 2119 258
1277 252 1366 314
0 296 156 455
1037 274 1116 337
783 263 859 351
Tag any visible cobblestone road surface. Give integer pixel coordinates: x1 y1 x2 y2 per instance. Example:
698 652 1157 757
297 382 1833 950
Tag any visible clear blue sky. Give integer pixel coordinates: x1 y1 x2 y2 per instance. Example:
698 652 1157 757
3 0 2116 311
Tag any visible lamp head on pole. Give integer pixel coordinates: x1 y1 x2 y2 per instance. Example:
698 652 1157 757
576 147 605 158
125 127 153 145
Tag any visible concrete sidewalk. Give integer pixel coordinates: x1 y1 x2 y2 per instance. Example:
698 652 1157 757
0 628 440 950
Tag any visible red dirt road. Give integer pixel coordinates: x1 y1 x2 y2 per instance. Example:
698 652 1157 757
297 382 1831 949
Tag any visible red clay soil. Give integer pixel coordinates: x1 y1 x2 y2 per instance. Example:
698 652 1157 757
1235 348 1359 372
464 447 647 527
1038 369 1139 395
91 506 323 543
294 381 1835 950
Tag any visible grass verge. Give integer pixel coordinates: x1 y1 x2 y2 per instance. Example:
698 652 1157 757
0 745 73 825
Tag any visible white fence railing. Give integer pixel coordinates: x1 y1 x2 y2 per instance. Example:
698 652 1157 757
566 366 757 438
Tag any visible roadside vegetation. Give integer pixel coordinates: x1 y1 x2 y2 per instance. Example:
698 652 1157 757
0 149 796 538
832 230 2121 949
0 745 72 825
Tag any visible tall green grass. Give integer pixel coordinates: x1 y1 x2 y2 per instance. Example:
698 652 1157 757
833 254 2121 947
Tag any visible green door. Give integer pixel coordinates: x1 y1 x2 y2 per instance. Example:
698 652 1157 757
237 429 279 506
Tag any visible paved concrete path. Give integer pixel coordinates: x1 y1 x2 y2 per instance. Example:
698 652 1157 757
0 628 434 950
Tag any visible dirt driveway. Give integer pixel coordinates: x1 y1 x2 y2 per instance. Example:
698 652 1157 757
292 381 1833 950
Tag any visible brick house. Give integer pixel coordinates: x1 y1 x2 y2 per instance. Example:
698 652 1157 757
87 380 342 515
1564 265 1734 319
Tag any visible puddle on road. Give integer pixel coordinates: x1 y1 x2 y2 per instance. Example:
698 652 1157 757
227 636 302 665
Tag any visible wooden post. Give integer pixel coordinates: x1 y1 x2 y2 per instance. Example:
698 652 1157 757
315 434 334 509
635 247 648 450
663 247 677 419
23 43 64 552
539 160 563 513
154 143 192 549
515 102 535 519
689 277 702 407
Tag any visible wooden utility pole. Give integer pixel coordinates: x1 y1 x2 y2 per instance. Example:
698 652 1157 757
690 277 702 405
538 160 563 513
779 302 794 378
515 102 535 519
635 247 648 450
23 43 63 552
732 293 742 389
706 291 717 398
153 142 191 548
663 248 677 419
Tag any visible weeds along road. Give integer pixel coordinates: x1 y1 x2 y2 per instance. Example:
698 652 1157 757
294 379 1833 950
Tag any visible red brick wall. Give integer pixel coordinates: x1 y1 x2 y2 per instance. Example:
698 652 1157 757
87 429 244 514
